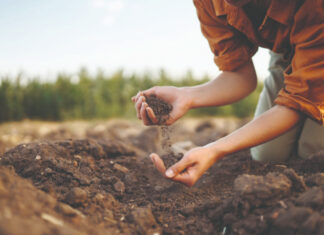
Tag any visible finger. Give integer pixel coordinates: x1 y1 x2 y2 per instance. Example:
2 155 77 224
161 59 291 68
171 170 196 187
165 114 175 126
135 96 144 119
140 102 151 125
165 155 191 178
150 153 166 175
142 87 157 97
165 107 179 125
134 91 143 103
146 107 158 124
131 96 136 103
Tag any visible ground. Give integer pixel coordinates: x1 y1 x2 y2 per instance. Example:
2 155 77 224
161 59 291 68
0 119 323 235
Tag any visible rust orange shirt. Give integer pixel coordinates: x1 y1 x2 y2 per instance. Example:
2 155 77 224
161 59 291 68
193 0 324 125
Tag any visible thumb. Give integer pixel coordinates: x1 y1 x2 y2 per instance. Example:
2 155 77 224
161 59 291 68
165 156 191 178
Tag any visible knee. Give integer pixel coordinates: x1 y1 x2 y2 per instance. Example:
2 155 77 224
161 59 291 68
251 144 291 163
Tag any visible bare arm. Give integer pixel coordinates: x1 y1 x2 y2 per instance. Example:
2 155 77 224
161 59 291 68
210 105 302 158
133 59 257 125
186 59 257 108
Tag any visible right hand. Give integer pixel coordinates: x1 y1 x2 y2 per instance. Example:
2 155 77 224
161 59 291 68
131 86 192 125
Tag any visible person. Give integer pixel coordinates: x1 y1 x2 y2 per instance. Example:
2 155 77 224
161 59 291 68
132 0 324 187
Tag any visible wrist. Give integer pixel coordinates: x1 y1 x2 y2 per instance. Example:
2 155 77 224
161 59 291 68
179 86 194 110
205 138 230 162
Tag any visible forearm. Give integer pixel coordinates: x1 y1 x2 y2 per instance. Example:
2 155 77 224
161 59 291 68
209 105 302 160
184 60 257 108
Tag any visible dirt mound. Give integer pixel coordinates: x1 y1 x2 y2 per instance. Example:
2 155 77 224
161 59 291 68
0 139 220 234
206 155 324 235
0 123 324 234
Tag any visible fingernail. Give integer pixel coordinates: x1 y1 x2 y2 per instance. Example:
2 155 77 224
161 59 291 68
165 169 175 178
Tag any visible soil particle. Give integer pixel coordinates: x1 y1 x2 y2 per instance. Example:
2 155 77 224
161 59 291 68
113 179 126 194
65 187 88 206
113 163 129 173
56 203 85 218
130 207 161 235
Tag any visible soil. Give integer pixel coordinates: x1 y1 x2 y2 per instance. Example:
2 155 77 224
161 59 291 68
0 120 324 234
145 95 173 125
145 95 181 168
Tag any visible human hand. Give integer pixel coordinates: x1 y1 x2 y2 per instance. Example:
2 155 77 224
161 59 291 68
131 86 192 125
149 145 219 187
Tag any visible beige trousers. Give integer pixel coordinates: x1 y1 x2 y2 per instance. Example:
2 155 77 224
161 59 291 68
251 52 324 162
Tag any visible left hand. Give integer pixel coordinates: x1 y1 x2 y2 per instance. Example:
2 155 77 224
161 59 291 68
149 145 219 187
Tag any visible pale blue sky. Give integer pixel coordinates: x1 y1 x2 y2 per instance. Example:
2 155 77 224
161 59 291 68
0 0 270 79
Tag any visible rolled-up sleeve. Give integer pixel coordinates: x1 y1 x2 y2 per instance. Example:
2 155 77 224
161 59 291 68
193 0 257 71
274 0 324 125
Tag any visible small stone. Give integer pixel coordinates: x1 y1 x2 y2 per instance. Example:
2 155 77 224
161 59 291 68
65 187 88 205
41 213 64 226
35 155 41 160
56 203 85 218
73 161 78 167
94 193 105 202
131 207 161 234
44 168 53 174
113 163 129 173
74 155 82 160
113 180 125 193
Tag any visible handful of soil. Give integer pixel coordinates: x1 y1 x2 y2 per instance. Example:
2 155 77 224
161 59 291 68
161 152 184 169
145 95 172 124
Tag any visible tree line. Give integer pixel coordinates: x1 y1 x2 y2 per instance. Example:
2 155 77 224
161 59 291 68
0 68 262 123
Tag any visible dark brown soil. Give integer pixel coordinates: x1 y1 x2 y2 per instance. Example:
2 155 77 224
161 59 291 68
145 95 173 124
0 122 324 234
161 152 184 169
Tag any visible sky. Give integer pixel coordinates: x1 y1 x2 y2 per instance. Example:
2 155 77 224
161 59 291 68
0 0 270 80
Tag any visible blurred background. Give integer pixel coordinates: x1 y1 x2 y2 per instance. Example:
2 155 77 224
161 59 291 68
0 0 270 123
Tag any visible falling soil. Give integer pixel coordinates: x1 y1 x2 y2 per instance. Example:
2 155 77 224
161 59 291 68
145 95 181 168
0 121 324 234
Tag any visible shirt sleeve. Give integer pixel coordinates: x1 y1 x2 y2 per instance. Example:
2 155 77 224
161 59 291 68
193 0 257 71
274 0 324 125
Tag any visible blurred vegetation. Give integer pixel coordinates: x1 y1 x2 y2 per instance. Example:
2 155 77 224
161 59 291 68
0 68 263 123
